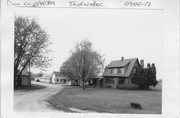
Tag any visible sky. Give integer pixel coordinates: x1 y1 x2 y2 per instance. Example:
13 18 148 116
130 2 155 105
15 8 163 79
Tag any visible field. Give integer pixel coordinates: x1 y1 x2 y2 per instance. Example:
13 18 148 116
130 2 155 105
47 85 162 114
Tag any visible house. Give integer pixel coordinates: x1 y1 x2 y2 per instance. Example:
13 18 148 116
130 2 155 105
88 76 104 87
67 78 93 86
51 71 68 84
67 79 79 86
35 74 51 83
102 57 143 89
42 74 51 83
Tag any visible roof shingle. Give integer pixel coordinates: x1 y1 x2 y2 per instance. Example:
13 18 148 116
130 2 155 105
103 58 138 77
106 59 131 68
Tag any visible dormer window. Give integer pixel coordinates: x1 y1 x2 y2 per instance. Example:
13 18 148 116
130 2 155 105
117 68 124 74
107 68 124 74
117 68 122 73
113 68 117 74
108 69 113 74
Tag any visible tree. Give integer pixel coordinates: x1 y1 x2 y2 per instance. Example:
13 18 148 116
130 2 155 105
60 40 104 90
135 63 158 89
14 16 51 86
149 63 158 87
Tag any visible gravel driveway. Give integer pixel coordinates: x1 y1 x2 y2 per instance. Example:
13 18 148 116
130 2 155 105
14 81 64 112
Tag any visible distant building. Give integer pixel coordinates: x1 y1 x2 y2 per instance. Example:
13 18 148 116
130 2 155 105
42 74 51 83
51 71 68 84
16 75 31 86
67 79 79 86
35 74 51 83
67 78 90 86
88 76 104 87
15 70 31 86
102 57 142 89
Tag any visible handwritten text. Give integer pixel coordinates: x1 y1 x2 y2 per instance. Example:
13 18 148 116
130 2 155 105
124 1 151 7
68 1 103 7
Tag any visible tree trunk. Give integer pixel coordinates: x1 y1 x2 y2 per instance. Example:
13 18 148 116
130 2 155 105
17 76 22 86
14 70 23 87
82 78 85 90
14 69 20 87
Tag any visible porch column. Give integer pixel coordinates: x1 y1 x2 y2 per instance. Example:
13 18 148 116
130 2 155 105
114 78 119 88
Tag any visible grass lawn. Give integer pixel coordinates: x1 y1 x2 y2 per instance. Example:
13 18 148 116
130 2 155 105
14 83 46 91
47 85 162 114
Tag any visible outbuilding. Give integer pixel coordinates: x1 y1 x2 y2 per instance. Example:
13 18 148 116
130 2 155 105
20 75 31 86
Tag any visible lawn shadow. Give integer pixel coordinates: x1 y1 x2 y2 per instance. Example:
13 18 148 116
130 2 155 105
139 85 162 92
14 84 46 91
73 85 162 92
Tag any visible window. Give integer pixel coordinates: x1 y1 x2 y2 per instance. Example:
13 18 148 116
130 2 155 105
133 68 136 74
117 68 122 73
131 78 136 84
119 78 124 84
108 69 113 74
117 68 125 74
113 68 117 74
105 78 114 83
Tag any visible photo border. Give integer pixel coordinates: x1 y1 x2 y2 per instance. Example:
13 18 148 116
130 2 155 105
1 0 179 117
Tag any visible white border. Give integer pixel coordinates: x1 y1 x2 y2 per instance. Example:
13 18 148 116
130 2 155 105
1 0 180 117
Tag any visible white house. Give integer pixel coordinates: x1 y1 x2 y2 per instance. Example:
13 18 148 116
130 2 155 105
35 74 51 83
51 71 68 84
68 79 79 86
42 74 51 83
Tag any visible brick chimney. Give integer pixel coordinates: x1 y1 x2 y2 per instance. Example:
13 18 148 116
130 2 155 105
140 59 144 68
121 57 124 61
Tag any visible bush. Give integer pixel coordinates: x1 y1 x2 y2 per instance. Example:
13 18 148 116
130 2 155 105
117 84 139 90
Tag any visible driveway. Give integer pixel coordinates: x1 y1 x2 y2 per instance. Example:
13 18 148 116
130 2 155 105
14 81 64 112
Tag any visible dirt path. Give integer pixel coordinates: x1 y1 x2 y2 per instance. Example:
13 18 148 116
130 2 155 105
14 81 64 112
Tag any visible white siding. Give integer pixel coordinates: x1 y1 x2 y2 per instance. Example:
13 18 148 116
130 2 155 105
51 73 65 84
121 68 125 74
113 68 117 74
52 73 56 84
55 76 61 84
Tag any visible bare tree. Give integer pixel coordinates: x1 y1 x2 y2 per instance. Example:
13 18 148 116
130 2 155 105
60 40 104 90
14 16 51 86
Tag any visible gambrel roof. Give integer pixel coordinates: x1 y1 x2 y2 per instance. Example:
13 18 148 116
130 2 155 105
103 58 139 77
106 59 132 68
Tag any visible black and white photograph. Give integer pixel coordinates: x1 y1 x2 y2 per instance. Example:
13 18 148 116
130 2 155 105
13 8 163 114
1 0 180 117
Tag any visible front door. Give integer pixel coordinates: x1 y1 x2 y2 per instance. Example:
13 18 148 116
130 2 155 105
100 79 103 86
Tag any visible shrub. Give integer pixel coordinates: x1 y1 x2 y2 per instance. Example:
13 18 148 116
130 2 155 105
117 84 139 90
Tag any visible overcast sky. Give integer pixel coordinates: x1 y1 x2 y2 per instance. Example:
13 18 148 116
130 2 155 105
15 8 163 79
